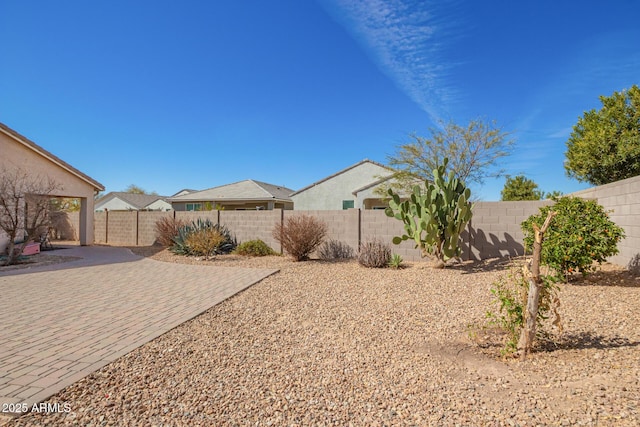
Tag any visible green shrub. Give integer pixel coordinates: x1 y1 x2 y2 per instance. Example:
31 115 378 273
521 196 625 278
358 240 391 268
170 218 237 256
234 239 276 257
273 214 327 261
318 239 354 260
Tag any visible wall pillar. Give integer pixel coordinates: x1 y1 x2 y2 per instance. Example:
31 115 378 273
79 196 95 246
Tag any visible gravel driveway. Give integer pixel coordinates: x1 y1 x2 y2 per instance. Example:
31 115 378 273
7 251 640 426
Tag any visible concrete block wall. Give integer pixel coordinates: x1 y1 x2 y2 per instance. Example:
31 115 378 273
137 211 174 246
175 211 219 225
361 210 423 261
221 210 281 252
105 211 138 246
65 211 80 240
465 201 551 260
89 175 638 266
283 209 360 255
570 174 640 267
94 211 107 244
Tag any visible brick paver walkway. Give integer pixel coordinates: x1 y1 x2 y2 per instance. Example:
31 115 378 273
0 247 277 415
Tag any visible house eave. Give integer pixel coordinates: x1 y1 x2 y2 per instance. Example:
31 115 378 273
0 122 105 191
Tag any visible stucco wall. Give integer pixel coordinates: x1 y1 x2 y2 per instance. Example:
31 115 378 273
145 199 172 211
291 162 391 210
0 128 100 250
0 132 97 200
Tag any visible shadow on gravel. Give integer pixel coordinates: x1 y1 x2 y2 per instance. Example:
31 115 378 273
568 269 640 288
540 332 640 352
452 256 515 274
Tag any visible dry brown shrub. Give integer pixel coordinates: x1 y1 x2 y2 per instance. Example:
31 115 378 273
358 240 391 268
154 216 185 247
184 228 225 258
273 214 327 261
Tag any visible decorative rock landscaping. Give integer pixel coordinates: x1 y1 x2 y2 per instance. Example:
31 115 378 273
7 249 640 426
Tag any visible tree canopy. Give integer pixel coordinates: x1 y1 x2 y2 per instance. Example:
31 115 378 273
383 119 514 194
124 184 158 195
501 175 544 201
565 85 640 185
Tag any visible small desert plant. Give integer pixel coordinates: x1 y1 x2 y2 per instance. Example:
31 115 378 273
521 196 625 278
234 239 276 257
388 253 403 269
358 240 391 268
318 239 354 260
185 228 225 258
170 218 236 256
486 263 561 355
155 216 185 247
273 214 327 261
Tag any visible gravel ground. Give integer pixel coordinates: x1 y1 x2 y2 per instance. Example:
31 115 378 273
7 248 640 426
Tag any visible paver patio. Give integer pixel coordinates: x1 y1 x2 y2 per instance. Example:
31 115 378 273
0 246 278 415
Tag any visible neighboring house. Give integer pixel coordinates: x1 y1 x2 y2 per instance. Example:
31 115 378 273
171 189 197 197
291 159 397 210
170 179 294 211
0 122 104 250
94 192 172 211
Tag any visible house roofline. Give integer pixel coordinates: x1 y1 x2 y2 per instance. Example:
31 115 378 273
1 122 105 191
170 197 292 203
290 159 391 196
351 175 394 195
169 179 293 202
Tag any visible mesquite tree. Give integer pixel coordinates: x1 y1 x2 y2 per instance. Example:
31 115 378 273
385 159 473 268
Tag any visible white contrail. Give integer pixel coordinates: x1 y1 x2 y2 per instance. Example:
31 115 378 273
321 0 460 122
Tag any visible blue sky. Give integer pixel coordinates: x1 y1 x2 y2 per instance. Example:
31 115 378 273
2 0 639 200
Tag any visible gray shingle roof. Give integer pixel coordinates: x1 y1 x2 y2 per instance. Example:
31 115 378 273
169 180 294 202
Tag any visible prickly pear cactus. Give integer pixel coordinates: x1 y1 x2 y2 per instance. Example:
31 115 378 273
384 158 473 266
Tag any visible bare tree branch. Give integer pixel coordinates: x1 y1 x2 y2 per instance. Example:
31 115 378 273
0 168 62 265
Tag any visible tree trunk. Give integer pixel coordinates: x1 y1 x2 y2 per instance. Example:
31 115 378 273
518 210 556 360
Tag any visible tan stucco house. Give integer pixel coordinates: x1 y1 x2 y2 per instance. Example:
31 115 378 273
291 159 397 210
0 122 104 250
170 179 294 211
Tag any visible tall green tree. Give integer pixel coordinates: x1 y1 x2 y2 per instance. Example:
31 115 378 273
501 175 543 201
565 85 640 185
382 118 514 194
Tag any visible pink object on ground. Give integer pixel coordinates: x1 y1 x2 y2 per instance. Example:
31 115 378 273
22 242 41 256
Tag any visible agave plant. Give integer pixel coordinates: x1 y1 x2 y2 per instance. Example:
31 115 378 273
169 218 237 256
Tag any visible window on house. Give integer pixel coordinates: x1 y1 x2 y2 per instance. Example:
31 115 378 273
186 203 202 211
342 200 354 210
